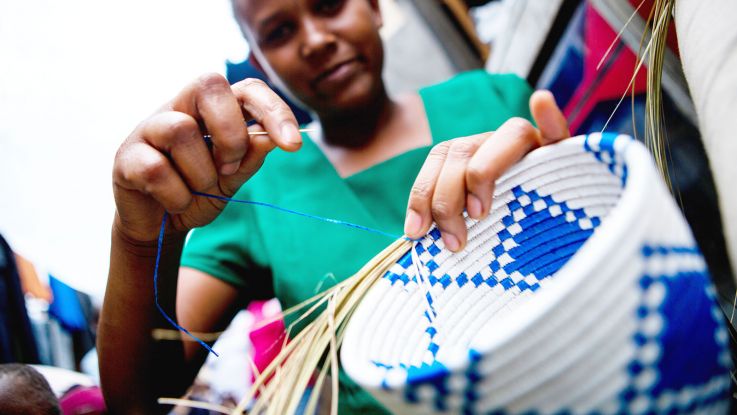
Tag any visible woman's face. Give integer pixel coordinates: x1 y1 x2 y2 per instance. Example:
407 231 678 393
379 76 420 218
233 0 385 115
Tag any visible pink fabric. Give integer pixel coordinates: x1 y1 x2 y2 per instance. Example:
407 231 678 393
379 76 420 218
247 300 286 382
563 4 648 132
59 385 106 415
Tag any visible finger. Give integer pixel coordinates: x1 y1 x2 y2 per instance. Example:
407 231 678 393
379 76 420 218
431 138 484 252
172 73 251 176
530 90 569 144
232 78 302 152
466 118 541 218
115 142 193 214
137 111 218 194
219 123 279 196
405 141 450 240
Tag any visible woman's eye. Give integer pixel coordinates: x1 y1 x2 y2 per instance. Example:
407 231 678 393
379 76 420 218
264 23 295 45
315 0 345 15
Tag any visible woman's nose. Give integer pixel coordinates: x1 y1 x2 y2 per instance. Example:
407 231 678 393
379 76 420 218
299 19 337 61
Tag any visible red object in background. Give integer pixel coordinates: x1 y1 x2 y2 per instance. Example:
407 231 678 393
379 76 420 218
563 4 648 133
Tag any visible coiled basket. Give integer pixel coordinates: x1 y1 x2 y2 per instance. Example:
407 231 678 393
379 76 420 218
340 133 732 414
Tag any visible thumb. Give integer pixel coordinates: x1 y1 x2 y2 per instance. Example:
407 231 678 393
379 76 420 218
219 124 280 196
530 90 569 144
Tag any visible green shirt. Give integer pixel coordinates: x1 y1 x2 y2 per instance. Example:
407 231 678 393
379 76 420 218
181 70 533 413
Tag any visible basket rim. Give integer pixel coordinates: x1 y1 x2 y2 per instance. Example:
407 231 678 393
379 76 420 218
341 133 659 389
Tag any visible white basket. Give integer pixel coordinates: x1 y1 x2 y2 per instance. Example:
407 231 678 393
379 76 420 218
341 133 732 414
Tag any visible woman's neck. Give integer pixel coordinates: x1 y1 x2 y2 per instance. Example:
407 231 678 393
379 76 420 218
317 91 397 149
311 92 432 178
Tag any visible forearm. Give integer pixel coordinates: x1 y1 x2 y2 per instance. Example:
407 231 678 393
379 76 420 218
98 219 192 414
101 68 302 412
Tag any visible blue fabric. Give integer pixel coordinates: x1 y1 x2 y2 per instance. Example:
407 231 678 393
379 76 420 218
48 275 87 332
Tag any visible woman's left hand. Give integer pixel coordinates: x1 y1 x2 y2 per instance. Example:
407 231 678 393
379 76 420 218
404 90 570 251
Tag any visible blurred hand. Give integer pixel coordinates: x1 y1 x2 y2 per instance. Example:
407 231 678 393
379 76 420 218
112 74 302 243
404 90 570 251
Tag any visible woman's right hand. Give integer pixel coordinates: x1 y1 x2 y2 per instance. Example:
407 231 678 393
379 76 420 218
112 74 302 243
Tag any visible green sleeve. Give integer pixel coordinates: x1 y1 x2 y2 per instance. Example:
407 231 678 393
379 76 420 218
419 70 534 142
180 187 274 300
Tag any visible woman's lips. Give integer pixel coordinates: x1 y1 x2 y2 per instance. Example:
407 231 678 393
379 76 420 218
312 59 361 92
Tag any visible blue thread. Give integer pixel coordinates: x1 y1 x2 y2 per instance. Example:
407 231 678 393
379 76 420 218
193 191 406 241
154 214 219 356
154 192 410 355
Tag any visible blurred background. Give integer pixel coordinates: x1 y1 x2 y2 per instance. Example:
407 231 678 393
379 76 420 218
2 0 731 305
0 0 249 300
1 0 733 412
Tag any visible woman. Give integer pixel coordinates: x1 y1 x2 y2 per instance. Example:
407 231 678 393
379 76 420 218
98 0 569 413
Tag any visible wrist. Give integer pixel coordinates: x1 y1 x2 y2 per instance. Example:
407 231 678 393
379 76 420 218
112 213 187 258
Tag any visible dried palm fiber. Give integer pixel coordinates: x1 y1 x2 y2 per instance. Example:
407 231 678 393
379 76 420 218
595 0 672 187
225 236 411 415
230 133 731 414
642 0 673 189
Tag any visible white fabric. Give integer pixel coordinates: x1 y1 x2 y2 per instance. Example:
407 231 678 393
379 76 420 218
482 0 564 77
675 0 737 277
30 365 95 398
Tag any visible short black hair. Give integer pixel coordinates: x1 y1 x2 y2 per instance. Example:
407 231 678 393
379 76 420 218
0 364 61 415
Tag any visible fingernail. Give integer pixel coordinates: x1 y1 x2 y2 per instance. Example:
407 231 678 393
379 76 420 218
467 194 483 219
540 89 555 102
220 161 240 175
404 209 422 236
281 122 301 146
443 233 460 252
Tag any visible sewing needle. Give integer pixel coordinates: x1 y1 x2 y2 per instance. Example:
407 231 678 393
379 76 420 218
202 128 315 146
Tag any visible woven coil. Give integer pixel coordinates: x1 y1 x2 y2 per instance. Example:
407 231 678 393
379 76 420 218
340 133 732 414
